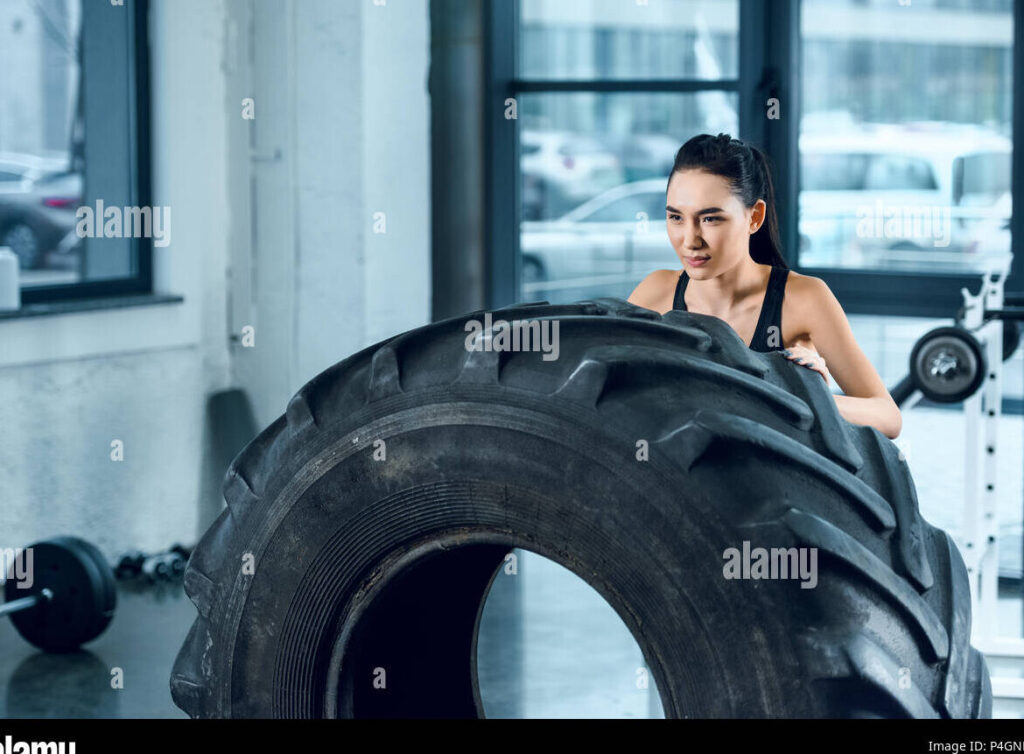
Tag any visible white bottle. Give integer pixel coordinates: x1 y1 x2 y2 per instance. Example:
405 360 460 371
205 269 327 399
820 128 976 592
0 246 21 310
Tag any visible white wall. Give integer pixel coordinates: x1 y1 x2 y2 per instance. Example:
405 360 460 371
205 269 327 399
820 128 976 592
0 0 431 559
231 0 432 429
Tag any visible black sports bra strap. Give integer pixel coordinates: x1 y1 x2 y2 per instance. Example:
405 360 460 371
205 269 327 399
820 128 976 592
750 266 789 350
672 270 688 310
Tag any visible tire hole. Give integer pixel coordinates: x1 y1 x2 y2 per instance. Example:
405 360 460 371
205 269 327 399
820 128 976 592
476 548 664 718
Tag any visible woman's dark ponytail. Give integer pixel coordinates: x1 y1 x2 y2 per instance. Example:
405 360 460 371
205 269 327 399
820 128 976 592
667 133 788 269
747 145 786 269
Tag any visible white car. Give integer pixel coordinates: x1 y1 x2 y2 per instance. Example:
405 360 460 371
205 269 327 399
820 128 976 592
521 179 673 293
0 152 69 191
0 152 79 269
799 123 1012 270
521 131 625 220
521 125 1013 300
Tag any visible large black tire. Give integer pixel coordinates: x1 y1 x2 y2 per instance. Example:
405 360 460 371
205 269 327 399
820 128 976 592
171 298 992 718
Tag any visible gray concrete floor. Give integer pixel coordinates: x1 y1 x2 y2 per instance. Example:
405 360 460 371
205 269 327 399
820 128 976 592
476 549 664 718
0 581 194 718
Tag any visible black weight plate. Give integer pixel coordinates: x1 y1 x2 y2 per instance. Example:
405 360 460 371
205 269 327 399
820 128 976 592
48 536 117 648
4 538 115 653
63 537 117 617
916 336 979 399
909 326 987 404
60 536 117 633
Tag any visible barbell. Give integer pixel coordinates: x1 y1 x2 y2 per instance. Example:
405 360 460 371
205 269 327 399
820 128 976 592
1 536 117 653
903 318 1022 405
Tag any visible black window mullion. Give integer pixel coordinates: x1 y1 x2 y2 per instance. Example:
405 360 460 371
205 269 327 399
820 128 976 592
511 79 739 92
740 0 800 269
804 268 989 318
1008 0 1024 295
484 0 518 310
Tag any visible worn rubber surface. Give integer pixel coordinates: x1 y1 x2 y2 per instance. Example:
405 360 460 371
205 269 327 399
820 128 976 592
171 298 992 718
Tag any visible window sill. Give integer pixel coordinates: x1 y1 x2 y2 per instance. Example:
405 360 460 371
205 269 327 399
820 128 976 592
0 291 197 369
0 293 184 320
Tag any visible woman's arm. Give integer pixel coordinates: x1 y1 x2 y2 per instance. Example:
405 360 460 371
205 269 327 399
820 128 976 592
832 394 902 439
788 277 902 439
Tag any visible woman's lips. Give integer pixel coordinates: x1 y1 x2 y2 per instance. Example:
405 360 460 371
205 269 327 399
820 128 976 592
685 255 711 268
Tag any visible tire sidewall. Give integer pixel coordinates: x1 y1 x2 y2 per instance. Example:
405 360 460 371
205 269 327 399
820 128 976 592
213 390 816 718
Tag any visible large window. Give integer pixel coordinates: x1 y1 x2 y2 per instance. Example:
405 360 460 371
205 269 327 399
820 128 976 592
520 91 738 302
492 0 741 305
488 0 1021 317
798 0 1014 277
0 0 151 303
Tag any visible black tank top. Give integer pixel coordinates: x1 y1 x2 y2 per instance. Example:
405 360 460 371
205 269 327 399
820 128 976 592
672 266 789 353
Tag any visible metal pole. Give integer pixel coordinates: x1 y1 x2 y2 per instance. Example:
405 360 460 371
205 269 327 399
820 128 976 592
0 588 52 618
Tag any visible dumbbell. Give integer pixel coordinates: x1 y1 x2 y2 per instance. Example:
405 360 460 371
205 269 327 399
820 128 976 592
141 551 185 582
117 544 191 582
0 536 117 653
115 550 146 580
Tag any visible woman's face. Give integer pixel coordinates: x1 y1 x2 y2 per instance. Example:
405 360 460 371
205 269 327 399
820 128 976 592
665 168 766 277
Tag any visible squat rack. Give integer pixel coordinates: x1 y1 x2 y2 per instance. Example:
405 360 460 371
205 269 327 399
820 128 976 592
893 256 1024 711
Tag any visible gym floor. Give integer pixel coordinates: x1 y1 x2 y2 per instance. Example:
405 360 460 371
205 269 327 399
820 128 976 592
0 554 667 719
0 582 194 718
0 320 1020 719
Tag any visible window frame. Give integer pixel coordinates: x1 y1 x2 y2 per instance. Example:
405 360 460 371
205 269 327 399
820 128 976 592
486 0 746 308
485 0 1023 317
19 0 153 305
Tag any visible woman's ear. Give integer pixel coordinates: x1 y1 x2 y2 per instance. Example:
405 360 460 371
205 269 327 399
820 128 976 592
749 199 767 234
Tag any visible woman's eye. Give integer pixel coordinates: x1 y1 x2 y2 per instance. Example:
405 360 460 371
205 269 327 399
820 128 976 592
667 214 681 222
702 216 723 223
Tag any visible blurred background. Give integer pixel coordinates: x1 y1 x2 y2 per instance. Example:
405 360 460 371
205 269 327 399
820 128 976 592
0 0 1021 719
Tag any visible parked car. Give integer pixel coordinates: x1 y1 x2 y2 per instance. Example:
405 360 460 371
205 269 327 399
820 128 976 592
521 123 1014 302
521 179 673 292
0 152 82 269
799 123 1012 270
520 130 625 221
601 132 680 183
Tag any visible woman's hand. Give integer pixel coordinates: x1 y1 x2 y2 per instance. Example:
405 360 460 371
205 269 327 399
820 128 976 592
778 278 900 438
781 346 830 385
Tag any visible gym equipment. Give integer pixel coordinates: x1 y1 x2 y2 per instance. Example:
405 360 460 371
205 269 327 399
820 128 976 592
173 298 990 718
890 259 1024 712
908 326 987 404
141 551 186 582
115 551 146 580
896 267 1023 406
1 536 117 653
116 544 193 583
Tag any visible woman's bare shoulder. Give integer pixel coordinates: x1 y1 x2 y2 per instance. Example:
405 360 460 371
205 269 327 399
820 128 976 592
782 270 844 337
627 268 682 312
783 269 831 305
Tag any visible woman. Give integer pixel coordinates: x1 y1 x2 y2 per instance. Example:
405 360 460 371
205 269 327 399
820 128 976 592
627 133 902 439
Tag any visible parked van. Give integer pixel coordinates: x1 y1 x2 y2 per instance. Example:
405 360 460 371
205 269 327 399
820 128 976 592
799 123 1011 270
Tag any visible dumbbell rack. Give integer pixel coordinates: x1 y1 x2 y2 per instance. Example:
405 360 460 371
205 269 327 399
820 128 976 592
956 259 1024 713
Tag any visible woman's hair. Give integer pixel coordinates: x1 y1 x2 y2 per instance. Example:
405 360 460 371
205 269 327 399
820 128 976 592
666 133 788 269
